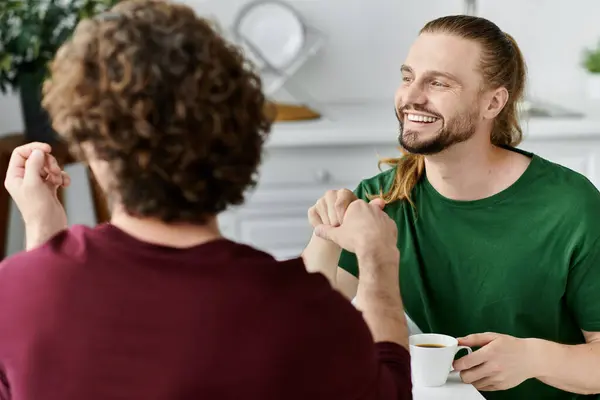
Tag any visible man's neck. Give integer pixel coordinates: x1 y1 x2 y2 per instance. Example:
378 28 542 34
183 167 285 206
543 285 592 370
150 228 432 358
423 136 531 201
109 206 222 248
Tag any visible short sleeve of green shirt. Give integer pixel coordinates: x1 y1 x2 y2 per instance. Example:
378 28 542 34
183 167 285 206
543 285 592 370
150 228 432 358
338 168 397 278
565 236 600 332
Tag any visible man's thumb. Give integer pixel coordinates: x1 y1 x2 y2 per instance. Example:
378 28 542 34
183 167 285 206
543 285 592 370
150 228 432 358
369 198 386 210
314 224 338 242
24 149 46 185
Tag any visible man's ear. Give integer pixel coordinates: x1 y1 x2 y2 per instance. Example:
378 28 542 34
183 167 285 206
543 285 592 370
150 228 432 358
482 86 509 120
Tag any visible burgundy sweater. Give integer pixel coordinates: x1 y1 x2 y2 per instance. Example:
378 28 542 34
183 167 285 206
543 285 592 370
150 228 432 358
0 224 411 400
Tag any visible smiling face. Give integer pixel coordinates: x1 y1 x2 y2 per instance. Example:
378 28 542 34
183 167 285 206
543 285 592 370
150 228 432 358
395 33 487 155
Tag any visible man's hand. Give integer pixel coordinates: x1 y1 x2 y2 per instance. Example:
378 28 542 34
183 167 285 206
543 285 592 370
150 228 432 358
316 198 405 348
302 189 359 284
453 332 538 391
308 189 357 228
313 198 396 257
4 142 71 249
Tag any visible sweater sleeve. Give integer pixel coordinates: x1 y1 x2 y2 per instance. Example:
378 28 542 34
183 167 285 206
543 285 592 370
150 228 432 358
372 342 413 400
281 261 412 400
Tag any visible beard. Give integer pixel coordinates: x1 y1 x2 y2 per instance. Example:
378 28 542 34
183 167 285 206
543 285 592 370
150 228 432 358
395 104 478 155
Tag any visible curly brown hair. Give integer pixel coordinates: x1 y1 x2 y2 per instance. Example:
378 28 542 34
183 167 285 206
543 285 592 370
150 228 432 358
42 0 272 223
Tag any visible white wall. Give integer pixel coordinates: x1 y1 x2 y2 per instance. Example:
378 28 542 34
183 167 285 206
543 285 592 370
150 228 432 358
3 0 599 124
1 0 599 254
189 0 600 104
477 0 600 103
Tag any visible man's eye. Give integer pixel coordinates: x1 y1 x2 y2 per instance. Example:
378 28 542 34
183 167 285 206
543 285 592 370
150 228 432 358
431 81 447 87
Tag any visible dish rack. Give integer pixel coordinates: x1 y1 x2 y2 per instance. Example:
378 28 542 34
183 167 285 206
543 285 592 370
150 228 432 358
232 0 326 121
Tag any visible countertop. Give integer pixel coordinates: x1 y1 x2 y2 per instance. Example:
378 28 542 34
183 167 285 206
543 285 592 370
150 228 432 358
414 372 485 400
265 101 600 148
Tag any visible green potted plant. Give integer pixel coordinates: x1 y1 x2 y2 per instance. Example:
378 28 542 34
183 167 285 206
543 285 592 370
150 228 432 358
0 0 119 143
582 40 600 100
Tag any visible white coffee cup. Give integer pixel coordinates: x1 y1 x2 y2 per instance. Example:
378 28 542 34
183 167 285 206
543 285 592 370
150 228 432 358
409 333 472 387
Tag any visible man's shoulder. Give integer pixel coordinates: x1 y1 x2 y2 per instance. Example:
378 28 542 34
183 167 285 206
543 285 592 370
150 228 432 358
531 155 600 239
0 226 91 287
534 155 600 205
1 226 89 266
0 227 96 324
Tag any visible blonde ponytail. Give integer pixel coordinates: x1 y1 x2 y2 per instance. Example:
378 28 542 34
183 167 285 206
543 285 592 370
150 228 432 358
372 152 425 207
491 32 526 147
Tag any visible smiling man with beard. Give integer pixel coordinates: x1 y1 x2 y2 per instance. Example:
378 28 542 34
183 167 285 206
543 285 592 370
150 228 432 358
394 85 479 155
303 15 600 400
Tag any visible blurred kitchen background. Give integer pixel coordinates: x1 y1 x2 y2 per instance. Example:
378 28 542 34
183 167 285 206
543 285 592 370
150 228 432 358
1 0 600 258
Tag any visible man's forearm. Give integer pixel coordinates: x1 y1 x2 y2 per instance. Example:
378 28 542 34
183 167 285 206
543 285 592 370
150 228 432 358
531 339 600 395
354 248 408 349
301 234 342 286
25 223 66 250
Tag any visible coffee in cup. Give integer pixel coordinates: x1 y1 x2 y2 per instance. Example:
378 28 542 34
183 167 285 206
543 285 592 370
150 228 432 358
409 333 472 387
415 343 446 348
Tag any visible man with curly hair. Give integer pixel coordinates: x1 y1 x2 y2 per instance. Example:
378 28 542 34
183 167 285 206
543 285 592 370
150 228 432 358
0 1 412 399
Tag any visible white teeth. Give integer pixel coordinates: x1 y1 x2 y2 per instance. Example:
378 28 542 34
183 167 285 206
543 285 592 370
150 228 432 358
407 114 438 123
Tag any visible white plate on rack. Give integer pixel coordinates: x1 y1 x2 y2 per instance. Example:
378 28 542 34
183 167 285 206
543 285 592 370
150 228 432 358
237 2 305 70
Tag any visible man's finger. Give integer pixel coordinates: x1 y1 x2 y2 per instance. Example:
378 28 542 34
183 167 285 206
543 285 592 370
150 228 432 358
477 384 500 392
369 197 386 209
459 363 492 385
327 197 340 227
315 199 330 225
314 224 338 243
308 206 323 227
334 199 350 224
321 190 339 226
61 171 71 188
458 332 499 347
453 346 490 371
46 172 64 186
335 190 355 223
471 375 497 390
46 154 62 175
6 142 52 179
23 150 47 185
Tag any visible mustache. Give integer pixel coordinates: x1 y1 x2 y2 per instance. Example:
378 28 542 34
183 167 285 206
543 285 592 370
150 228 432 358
395 104 443 120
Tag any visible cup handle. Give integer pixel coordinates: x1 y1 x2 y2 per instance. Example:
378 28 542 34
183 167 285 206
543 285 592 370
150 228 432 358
450 346 472 372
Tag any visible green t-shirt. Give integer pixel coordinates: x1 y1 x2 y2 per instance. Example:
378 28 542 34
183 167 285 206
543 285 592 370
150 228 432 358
339 149 600 400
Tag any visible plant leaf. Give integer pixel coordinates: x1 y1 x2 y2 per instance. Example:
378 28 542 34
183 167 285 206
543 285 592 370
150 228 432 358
0 53 12 72
0 0 120 91
583 43 600 74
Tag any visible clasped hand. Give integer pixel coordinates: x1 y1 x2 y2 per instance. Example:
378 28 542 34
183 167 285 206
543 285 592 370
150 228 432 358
4 142 71 247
